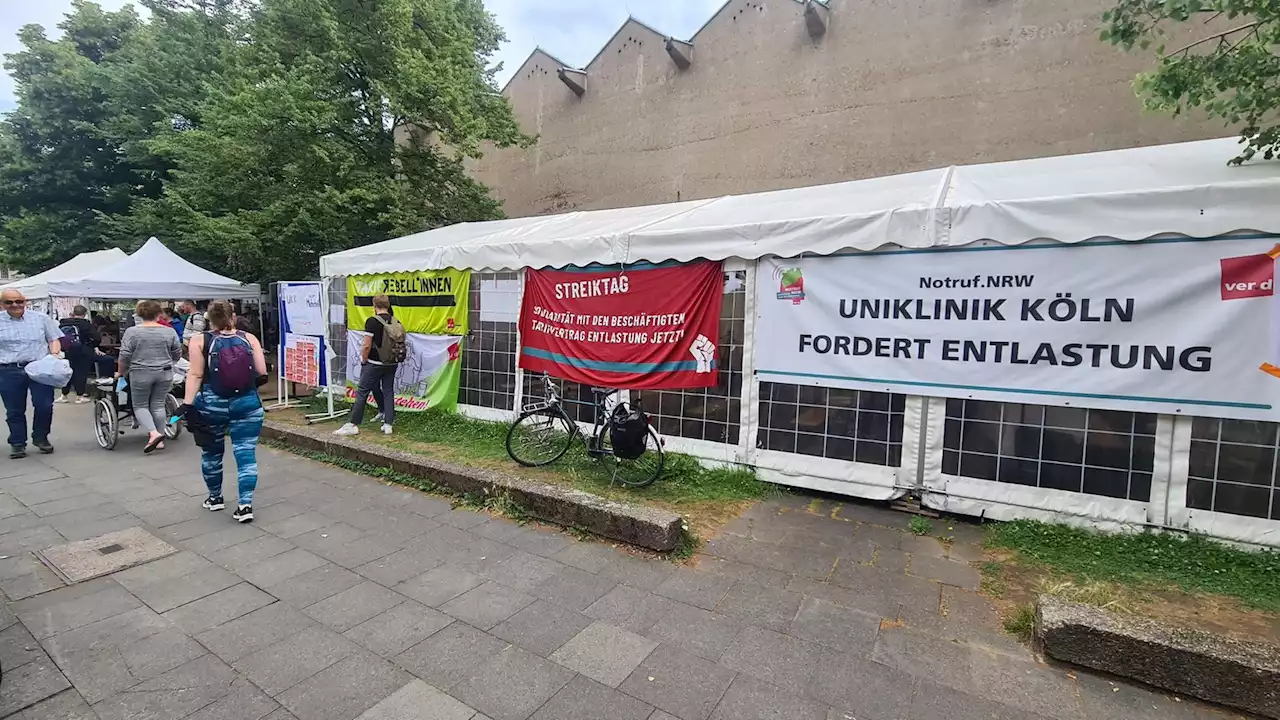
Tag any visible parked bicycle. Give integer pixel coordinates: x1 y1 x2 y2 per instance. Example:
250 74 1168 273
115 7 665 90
505 374 665 487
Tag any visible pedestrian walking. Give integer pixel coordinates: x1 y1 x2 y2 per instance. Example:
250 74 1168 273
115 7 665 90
334 294 404 437
56 305 100 404
180 300 207 349
0 289 62 458
118 300 182 454
181 301 268 523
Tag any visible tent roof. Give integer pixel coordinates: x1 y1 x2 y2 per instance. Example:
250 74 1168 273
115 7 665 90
2 248 128 299
45 237 260 299
320 137 1280 276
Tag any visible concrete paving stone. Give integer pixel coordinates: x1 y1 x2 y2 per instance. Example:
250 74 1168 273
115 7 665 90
393 491 453 519
304 580 405 632
292 522 367 552
709 674 828 720
908 554 981 591
394 621 509 690
21 490 103 516
914 587 1024 652
0 465 65 483
867 547 911 575
619 643 736 720
341 505 437 538
396 564 486 608
690 556 791 590
91 655 234 720
264 561 365 607
505 525 573 558
195 602 317 663
98 481 177 504
532 565 618 611
185 677 280 720
15 577 142 639
427 533 518 576
0 566 66 602
472 516 532 544
162 582 275 635
47 512 142 542
0 620 45 671
909 679 1054 720
437 507 490 530
597 554 677 591
945 539 986 564
550 621 658 688
314 535 400 569
807 647 916 720
57 626 206 703
530 674 654 720
277 652 414 720
714 583 805 633
354 679 476 720
40 605 170 657
483 550 564 593
584 585 652 625
0 492 26 517
654 568 736 611
343 600 453 658
240 547 331 586
130 565 242 613
1072 669 1219 720
355 547 444 587
126 495 207 528
439 581 536 631
0 551 50 582
255 511 337 539
491 599 594 658
645 600 744 662
649 713 680 720
211 534 296 572
452 644 575 720
899 534 947 559
0 511 50 535
967 647 1081 720
719 626 824 696
869 626 974 687
232 625 359 696
177 523 266 556
152 512 234 542
788 596 881 656
0 524 68 555
3 689 97 720
551 541 621 573
825 564 941 620
264 710 301 720
0 657 72 716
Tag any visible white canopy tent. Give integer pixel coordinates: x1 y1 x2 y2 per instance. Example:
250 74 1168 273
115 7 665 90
1 248 128 299
46 237 260 300
321 137 1280 276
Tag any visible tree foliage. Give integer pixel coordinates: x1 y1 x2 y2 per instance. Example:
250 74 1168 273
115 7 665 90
0 0 527 282
1102 0 1280 164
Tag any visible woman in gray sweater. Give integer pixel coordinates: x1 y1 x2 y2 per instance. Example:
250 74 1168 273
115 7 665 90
118 300 182 453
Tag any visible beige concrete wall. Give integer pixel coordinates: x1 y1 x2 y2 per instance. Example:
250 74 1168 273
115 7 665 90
470 0 1224 218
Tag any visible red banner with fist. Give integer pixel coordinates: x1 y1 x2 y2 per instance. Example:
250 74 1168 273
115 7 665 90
519 261 723 389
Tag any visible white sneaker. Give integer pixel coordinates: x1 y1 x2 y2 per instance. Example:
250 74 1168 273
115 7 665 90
55 395 68 404
381 424 393 435
75 396 90 404
373 413 384 423
333 423 359 436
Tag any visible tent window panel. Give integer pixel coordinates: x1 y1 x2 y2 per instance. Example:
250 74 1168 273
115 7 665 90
757 381 905 467
943 400 1155 502
634 271 747 447
1189 418 1280 521
461 272 518 411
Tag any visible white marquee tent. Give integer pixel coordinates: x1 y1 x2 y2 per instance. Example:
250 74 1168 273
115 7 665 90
1 248 128 299
46 237 260 300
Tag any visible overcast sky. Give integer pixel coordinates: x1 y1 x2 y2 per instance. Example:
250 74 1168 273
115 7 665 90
0 0 727 113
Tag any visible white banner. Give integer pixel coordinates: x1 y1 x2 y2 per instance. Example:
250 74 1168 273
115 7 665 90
280 282 325 336
757 236 1280 421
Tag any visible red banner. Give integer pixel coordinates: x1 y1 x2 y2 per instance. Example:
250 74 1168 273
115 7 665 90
519 261 723 389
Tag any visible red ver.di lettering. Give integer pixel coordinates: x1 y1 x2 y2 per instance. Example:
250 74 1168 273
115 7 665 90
519 261 723 389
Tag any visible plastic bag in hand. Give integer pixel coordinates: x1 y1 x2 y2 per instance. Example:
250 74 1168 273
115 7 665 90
24 355 72 388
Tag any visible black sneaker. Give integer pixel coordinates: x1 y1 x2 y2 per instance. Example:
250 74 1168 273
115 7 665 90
233 505 254 523
202 495 225 511
9 446 25 459
33 440 53 455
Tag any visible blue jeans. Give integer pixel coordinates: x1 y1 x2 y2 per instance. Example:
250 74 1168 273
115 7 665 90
0 364 53 448
195 389 265 505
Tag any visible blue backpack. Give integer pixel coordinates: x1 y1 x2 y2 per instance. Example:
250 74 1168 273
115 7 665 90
202 331 256 398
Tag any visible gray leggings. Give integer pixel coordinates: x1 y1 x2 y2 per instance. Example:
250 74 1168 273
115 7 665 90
129 368 173 434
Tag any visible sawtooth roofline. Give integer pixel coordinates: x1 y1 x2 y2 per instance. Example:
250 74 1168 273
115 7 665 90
498 0 819 94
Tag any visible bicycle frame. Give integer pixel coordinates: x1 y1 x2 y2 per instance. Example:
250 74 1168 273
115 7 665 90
525 374 620 451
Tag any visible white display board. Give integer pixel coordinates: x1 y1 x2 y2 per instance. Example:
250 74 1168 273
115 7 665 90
280 282 325 337
757 237 1280 421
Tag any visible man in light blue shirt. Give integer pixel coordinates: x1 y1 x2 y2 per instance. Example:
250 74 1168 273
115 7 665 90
0 289 62 458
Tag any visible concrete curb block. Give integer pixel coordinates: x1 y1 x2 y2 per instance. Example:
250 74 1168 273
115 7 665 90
262 421 684 552
1036 595 1280 719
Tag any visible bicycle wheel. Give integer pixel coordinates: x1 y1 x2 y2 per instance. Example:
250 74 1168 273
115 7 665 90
163 394 183 441
599 424 665 488
506 408 576 467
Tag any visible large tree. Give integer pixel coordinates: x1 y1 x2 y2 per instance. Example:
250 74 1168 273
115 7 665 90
1102 0 1280 163
126 0 528 283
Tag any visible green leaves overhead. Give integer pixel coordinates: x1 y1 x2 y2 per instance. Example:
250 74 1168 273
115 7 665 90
1101 0 1280 164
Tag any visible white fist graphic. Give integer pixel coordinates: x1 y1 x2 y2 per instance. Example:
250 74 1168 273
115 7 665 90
690 334 716 374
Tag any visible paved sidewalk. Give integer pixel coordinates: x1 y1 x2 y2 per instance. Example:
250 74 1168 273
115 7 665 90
0 409 1240 720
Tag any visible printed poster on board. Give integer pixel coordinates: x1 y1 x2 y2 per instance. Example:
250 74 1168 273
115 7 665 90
282 333 321 386
346 269 469 336
756 236 1280 421
345 331 462 413
520 261 723 389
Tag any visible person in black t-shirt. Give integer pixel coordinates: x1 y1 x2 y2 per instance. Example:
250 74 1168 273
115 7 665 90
334 295 399 436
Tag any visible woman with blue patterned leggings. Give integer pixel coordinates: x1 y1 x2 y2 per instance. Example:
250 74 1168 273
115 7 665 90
181 301 269 523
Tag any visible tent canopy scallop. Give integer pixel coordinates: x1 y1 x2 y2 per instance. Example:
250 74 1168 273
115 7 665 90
45 237 260 300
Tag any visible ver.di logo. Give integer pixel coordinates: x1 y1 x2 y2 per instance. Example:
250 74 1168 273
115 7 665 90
775 267 805 304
